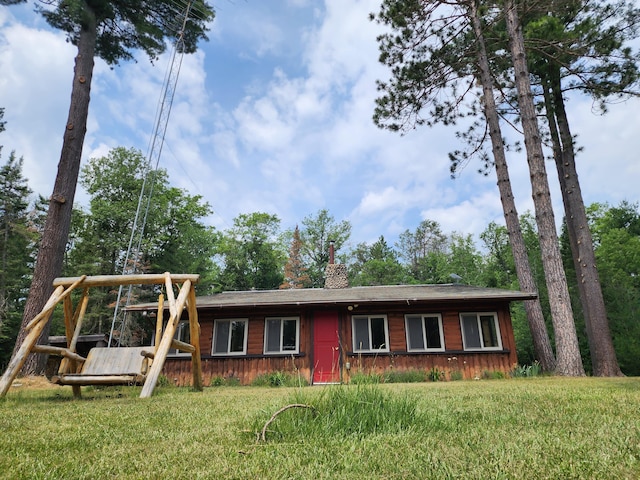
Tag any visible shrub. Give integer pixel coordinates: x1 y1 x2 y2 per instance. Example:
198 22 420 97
156 374 173 387
384 369 425 383
251 371 308 387
511 361 542 378
449 370 463 381
482 370 506 380
427 367 444 382
349 372 382 385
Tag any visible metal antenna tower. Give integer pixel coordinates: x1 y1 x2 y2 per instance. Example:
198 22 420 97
108 1 194 346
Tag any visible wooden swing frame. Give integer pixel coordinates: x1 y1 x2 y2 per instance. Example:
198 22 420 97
0 273 203 399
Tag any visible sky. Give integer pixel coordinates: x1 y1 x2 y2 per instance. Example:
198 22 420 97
0 0 639 253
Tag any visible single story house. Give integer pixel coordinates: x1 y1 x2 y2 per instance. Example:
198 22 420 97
130 265 535 385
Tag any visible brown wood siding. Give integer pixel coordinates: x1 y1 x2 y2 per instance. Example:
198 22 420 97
342 351 515 382
442 311 463 350
161 300 519 385
199 319 213 355
247 317 264 355
498 308 518 366
388 312 406 351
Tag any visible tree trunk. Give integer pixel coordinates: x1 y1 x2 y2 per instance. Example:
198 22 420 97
504 0 584 376
469 0 555 371
10 16 97 375
544 67 623 376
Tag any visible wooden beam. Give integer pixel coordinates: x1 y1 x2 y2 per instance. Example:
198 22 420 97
25 285 65 331
0 276 86 398
26 275 87 331
154 294 164 352
60 289 90 376
32 345 86 363
52 374 146 386
171 339 196 353
140 278 192 398
52 273 200 288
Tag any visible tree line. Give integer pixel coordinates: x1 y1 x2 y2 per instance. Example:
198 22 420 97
0 0 638 378
0 141 638 375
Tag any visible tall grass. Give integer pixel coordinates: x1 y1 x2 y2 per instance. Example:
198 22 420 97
1 377 639 479
249 384 424 441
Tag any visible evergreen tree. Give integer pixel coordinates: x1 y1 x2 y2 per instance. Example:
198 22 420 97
518 0 637 376
348 236 407 286
280 226 311 289
372 0 557 371
504 0 584 375
3 0 215 374
0 152 34 369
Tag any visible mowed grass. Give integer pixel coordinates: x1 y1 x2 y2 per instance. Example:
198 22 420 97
0 377 639 479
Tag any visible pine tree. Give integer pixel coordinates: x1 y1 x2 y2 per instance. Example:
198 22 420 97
2 0 215 374
0 152 34 369
280 226 311 289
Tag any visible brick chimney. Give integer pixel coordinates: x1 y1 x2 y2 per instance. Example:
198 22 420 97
324 240 349 289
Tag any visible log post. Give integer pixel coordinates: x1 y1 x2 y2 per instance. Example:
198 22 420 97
188 285 203 391
139 276 192 398
0 283 67 397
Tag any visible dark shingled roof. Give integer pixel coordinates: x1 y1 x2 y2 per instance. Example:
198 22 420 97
128 284 536 311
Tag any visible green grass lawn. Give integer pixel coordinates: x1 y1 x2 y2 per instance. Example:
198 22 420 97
0 377 639 479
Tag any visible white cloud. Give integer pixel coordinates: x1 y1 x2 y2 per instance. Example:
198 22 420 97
0 0 638 252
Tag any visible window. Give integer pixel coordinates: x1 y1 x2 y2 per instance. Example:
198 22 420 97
264 317 300 354
352 315 389 352
169 321 191 356
460 313 502 351
212 319 248 355
405 314 444 352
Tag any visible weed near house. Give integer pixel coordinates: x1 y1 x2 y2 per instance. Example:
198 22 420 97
250 370 308 387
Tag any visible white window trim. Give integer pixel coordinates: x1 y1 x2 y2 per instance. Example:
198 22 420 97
404 314 445 352
351 315 390 353
263 317 300 355
459 312 503 351
212 318 248 356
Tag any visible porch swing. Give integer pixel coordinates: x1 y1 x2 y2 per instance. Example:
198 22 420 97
0 3 204 400
0 272 203 399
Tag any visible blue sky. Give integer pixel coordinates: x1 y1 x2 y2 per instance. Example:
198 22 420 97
1 0 639 252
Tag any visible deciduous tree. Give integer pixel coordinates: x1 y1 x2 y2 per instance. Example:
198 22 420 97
217 213 285 291
299 209 351 287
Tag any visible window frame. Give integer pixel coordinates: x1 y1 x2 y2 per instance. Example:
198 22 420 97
263 317 300 355
459 312 503 351
404 314 445 352
351 315 390 353
212 318 248 356
168 320 191 357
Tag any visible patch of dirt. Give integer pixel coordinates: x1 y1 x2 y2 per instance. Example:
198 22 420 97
10 375 56 390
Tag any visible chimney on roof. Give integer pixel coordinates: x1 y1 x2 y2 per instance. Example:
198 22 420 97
324 240 349 289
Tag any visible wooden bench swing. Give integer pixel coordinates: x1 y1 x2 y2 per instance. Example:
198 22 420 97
0 273 203 399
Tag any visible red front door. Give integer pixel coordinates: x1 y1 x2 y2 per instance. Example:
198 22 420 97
313 311 340 384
